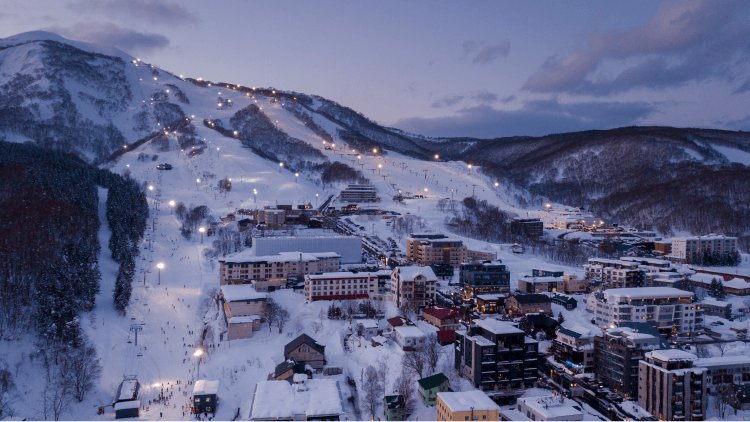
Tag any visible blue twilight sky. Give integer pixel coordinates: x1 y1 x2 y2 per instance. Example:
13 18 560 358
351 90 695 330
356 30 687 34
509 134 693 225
2 0 750 138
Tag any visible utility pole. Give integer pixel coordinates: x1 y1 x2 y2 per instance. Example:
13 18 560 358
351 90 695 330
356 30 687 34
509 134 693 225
130 323 144 346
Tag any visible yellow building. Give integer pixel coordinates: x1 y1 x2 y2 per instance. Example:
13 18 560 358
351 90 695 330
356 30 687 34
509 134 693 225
437 391 500 421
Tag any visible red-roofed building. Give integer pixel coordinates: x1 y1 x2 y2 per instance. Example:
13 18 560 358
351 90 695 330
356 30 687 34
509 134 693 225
436 330 455 345
387 316 407 331
422 305 460 331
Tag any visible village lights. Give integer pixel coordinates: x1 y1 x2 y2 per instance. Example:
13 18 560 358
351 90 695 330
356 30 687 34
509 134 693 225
199 227 205 244
157 262 164 285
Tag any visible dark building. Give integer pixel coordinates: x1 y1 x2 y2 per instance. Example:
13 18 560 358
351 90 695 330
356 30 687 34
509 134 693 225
459 262 510 298
510 218 543 237
430 264 455 278
551 295 577 310
455 319 538 403
192 380 220 414
114 401 139 419
594 323 667 399
532 268 564 278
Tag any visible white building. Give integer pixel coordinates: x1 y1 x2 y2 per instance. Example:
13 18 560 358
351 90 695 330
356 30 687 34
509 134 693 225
219 251 340 285
356 319 379 340
339 184 378 202
671 234 738 262
252 236 362 263
304 271 390 302
393 325 427 350
390 266 438 308
638 350 707 421
247 378 343 420
515 390 583 421
591 287 699 337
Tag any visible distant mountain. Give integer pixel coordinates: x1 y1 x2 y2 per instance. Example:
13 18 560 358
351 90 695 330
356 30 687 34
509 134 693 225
444 126 750 239
1 31 749 243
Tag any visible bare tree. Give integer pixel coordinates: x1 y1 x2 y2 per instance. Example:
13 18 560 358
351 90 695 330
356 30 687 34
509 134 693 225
424 333 446 376
66 346 102 402
290 316 304 337
716 341 728 357
393 366 416 418
398 300 418 323
403 343 428 379
442 359 461 392
41 373 71 421
0 363 16 418
373 299 386 319
262 298 279 333
275 307 290 334
377 354 391 395
695 343 711 359
362 365 383 420
174 202 187 219
714 382 734 418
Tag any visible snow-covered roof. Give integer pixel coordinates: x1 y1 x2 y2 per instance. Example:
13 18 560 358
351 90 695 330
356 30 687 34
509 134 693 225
606 327 658 341
648 349 697 362
603 287 693 301
114 400 140 410
475 319 523 335
394 326 427 338
193 380 220 396
476 294 506 300
691 273 750 290
524 276 564 283
307 271 390 280
249 379 342 419
118 379 138 401
701 297 730 307
396 266 437 281
228 315 261 324
695 356 750 368
220 251 340 264
438 391 500 412
220 285 267 302
358 319 378 329
518 392 582 420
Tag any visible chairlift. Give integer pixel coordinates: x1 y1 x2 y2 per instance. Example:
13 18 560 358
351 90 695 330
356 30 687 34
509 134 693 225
137 351 143 357
127 337 132 344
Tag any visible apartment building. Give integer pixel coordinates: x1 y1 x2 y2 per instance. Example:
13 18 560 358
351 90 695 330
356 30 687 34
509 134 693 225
459 261 510 298
304 271 386 302
252 235 361 264
563 275 588 294
454 319 538 401
218 251 340 286
690 272 750 296
533 268 564 278
515 391 583 421
510 217 543 237
551 326 595 373
594 324 666 399
390 266 438 308
672 234 738 262
256 208 286 229
339 184 378 202
638 350 707 421
584 258 645 288
437 391 500 422
518 276 564 294
694 356 750 394
220 285 267 340
699 297 731 319
590 287 699 337
406 234 467 269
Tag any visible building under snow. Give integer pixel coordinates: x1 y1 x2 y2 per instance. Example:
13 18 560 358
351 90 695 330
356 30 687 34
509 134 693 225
638 350 707 421
390 266 437 308
218 251 340 286
252 236 361 264
247 378 343 420
514 390 583 421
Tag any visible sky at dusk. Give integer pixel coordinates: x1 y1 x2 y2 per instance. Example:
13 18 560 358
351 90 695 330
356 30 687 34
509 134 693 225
2 0 750 138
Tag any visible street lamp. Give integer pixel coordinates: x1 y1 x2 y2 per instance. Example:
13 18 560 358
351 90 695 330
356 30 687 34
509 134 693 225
279 162 284 173
434 154 439 160
372 148 377 154
254 189 257 203
295 173 299 183
157 262 164 285
378 164 382 175
315 193 318 207
148 185 153 197
169 200 175 214
196 178 200 190
468 164 472 171
217 147 220 157
194 348 204 379
199 227 205 244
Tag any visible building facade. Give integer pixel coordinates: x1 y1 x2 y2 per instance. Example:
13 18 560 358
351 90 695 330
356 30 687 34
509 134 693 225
304 271 386 302
510 218 544 237
406 234 467 269
563 275 588 294
505 294 552 316
460 262 510 298
594 326 664 399
437 391 500 421
454 319 538 400
518 277 564 293
219 252 340 285
339 184 378 202
551 327 595 373
584 258 645 288
390 266 438 308
672 235 738 262
638 350 707 421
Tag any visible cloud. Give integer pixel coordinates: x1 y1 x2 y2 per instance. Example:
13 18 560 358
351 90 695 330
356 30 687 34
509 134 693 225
430 90 498 108
523 0 750 96
47 22 169 54
734 79 750 94
67 0 198 25
394 99 658 139
461 40 510 64
500 95 516 104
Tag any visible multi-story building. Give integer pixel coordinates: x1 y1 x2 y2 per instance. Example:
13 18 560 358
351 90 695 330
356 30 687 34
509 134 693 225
252 235 361 264
390 266 438 308
584 258 645 288
256 207 286 229
406 234 467 269
437 391 500 421
590 287 699 337
454 319 538 401
505 294 552 316
339 184 378 202
672 234 738 262
638 350 707 421
693 356 750 394
532 268 564 278
594 324 666 399
515 391 583 421
220 285 267 340
654 240 673 256
459 262 510 298
510 218 543 237
690 272 750 296
551 326 595 373
219 251 340 286
518 277 564 293
699 297 731 319
304 271 388 302
563 275 588 294
421 305 461 331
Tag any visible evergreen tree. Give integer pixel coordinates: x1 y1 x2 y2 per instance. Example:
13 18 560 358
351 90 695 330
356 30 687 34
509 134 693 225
557 311 565 325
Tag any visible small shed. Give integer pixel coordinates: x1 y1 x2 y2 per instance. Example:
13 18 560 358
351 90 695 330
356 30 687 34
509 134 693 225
357 319 379 340
551 294 578 310
384 395 406 421
417 373 451 405
114 400 140 419
436 330 456 346
192 380 220 414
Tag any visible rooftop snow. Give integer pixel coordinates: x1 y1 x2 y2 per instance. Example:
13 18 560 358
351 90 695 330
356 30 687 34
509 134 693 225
249 379 342 419
518 393 582 419
394 326 427 338
475 319 523 335
438 391 500 412
604 287 693 300
396 266 437 281
219 251 339 264
307 271 391 280
220 285 267 302
228 315 261 324
648 349 697 362
193 380 220 396
114 400 140 410
477 294 506 300
695 356 750 367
